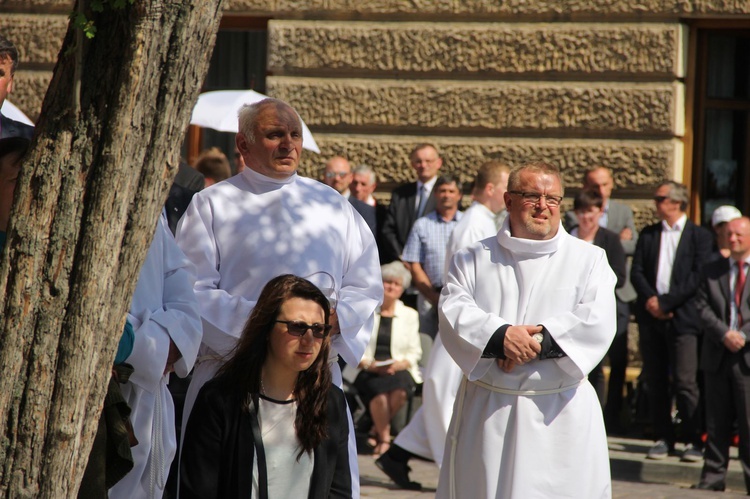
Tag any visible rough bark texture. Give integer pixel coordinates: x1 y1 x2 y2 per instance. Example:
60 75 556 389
0 0 223 496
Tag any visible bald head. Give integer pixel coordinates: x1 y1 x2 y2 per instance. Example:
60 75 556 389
323 156 352 194
728 217 750 261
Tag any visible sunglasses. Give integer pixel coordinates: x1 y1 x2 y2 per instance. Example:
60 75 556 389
653 196 671 203
275 320 332 339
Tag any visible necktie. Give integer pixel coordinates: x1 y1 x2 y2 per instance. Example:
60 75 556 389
737 261 746 326
416 185 428 218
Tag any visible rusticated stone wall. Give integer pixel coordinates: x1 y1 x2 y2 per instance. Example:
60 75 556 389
223 0 750 17
268 22 684 77
297 134 680 190
269 78 683 136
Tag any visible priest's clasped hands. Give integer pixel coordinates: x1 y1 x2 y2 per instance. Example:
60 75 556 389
499 324 543 372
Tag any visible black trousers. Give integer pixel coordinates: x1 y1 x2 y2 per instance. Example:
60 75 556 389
638 320 702 446
701 354 750 492
589 299 630 417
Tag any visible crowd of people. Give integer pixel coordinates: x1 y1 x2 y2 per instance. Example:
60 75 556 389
3 31 750 498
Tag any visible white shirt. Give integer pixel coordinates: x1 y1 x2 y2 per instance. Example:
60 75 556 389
253 397 314 499
656 214 687 295
415 176 438 212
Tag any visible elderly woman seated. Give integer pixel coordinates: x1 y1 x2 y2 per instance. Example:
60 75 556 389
354 262 422 456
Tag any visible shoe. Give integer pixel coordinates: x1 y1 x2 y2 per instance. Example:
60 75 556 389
681 443 703 463
646 439 672 460
375 453 422 490
690 481 725 491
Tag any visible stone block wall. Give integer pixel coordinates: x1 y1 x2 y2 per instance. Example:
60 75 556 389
2 1 750 228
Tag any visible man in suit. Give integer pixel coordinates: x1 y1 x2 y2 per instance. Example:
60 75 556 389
380 143 441 265
565 166 638 431
323 156 377 234
631 181 713 461
692 216 750 492
350 164 389 259
0 35 33 140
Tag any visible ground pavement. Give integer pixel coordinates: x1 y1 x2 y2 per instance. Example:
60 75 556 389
358 436 748 498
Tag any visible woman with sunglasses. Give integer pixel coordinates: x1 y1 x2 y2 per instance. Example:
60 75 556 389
180 274 352 498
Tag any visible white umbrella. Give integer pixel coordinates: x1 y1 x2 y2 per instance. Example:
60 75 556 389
190 90 320 154
0 100 34 126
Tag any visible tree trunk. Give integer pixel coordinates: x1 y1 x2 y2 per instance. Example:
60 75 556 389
0 0 223 496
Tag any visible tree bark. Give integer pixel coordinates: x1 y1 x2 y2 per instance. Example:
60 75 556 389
0 0 223 496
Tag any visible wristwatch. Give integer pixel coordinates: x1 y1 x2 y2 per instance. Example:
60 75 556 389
532 332 543 344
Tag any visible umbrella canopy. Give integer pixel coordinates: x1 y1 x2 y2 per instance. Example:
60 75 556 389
190 90 320 154
0 100 34 126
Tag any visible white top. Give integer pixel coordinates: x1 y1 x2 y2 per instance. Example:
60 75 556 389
444 201 498 276
253 396 314 499
110 216 202 499
175 167 382 368
656 214 687 295
436 219 616 498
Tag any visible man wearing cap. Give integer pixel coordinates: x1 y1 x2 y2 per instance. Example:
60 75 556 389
692 217 750 492
711 205 743 259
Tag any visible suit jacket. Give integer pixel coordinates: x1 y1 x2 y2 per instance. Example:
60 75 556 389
348 196 376 235
0 113 34 140
380 182 436 263
165 162 204 235
565 199 638 301
180 377 352 499
696 257 750 372
631 218 713 335
592 227 627 290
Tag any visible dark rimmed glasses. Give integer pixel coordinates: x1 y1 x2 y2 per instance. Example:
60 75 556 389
653 195 671 203
509 191 564 207
275 320 332 339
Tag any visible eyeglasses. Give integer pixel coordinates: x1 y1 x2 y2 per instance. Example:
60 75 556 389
653 196 671 203
509 191 564 207
325 171 350 179
275 320 332 339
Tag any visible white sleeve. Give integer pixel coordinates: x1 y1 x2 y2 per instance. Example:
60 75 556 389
175 195 255 356
127 219 203 391
332 205 383 367
539 249 617 378
438 248 508 381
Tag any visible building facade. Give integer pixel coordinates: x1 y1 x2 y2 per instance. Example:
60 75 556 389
1 0 749 226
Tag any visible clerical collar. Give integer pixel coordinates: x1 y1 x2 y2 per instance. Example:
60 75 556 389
242 165 297 186
496 217 566 256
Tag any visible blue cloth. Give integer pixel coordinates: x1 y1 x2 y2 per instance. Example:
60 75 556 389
114 320 135 365
402 210 462 288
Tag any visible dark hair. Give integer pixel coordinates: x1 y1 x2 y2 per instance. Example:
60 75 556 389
0 35 19 74
434 173 462 192
0 137 29 162
217 274 332 457
573 189 604 211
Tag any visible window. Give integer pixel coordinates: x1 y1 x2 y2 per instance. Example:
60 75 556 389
692 29 750 224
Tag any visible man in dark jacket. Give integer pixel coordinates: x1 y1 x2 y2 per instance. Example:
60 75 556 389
631 181 713 462
0 34 33 140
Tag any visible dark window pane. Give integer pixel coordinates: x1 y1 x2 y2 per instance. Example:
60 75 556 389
706 34 750 100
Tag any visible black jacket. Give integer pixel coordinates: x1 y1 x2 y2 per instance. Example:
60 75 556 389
380 182 436 263
180 377 352 499
631 219 713 335
0 113 34 140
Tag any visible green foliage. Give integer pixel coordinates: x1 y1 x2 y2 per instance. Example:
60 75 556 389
69 0 136 40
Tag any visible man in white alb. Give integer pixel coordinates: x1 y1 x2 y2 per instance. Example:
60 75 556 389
376 160 509 489
175 98 382 497
437 161 616 499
